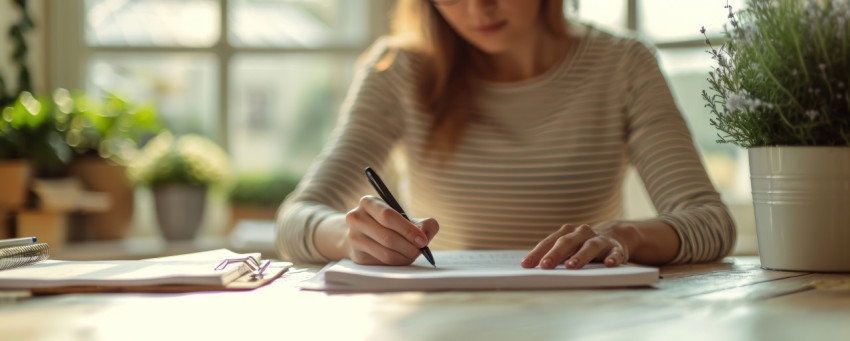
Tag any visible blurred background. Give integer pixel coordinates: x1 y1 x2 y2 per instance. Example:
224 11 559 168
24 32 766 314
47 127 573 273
0 0 755 260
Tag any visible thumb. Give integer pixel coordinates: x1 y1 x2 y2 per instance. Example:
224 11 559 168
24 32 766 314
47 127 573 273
415 217 440 244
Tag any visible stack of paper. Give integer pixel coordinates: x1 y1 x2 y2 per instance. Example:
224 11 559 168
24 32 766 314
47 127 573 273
302 250 659 292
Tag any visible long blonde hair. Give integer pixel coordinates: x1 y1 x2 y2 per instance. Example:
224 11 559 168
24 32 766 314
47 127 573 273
389 0 569 157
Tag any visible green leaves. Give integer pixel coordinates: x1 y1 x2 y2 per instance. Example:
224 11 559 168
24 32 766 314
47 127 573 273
229 173 300 207
0 92 71 177
703 0 850 147
128 131 231 189
0 89 163 177
63 91 163 163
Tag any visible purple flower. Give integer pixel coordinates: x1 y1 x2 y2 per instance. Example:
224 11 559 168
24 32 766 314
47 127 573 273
700 26 706 34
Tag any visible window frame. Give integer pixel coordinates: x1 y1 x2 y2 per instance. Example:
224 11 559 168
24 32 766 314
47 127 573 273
46 0 394 148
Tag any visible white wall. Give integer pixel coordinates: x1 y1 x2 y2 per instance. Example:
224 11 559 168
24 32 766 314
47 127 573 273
0 0 47 96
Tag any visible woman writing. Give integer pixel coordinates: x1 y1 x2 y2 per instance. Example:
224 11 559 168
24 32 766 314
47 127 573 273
276 0 736 269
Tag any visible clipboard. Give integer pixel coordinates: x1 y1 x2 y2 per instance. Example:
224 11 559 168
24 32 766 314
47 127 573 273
0 250 293 295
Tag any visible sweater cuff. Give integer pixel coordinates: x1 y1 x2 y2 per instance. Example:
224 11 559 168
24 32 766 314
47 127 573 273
657 204 736 265
275 201 336 264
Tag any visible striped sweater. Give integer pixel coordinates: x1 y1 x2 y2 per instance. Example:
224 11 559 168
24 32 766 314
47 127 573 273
276 25 736 264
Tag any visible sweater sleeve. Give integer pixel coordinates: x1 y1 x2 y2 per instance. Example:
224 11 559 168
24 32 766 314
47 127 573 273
622 41 737 264
275 40 405 263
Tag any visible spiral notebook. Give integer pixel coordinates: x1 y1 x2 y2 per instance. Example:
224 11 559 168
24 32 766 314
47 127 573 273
0 243 50 271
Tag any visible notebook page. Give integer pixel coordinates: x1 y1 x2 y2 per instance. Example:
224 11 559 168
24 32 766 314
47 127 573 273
313 250 659 291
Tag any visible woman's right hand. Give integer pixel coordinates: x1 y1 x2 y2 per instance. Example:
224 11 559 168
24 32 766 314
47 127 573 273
344 195 439 265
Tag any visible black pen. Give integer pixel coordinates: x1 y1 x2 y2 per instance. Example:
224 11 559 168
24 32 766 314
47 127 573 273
364 166 436 268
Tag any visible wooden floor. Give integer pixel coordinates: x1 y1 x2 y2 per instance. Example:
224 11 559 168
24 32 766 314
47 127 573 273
1 257 848 341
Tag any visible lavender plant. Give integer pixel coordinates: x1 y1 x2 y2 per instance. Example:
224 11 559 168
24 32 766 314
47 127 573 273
702 0 850 147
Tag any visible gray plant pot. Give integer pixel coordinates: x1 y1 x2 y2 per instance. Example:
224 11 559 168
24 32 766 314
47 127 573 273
153 185 207 241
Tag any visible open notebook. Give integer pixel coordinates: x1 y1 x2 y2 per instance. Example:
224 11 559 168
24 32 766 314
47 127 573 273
301 250 659 292
0 249 291 293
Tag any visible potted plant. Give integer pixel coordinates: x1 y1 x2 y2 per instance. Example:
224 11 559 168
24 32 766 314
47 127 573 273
702 0 850 271
228 172 300 234
0 92 73 206
0 92 75 249
129 131 231 240
62 89 162 239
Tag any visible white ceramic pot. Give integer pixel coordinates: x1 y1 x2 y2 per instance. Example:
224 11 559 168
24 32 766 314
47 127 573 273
749 146 850 272
153 185 207 241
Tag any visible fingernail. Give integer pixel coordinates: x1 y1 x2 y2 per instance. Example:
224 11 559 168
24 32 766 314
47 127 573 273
541 259 552 268
414 237 426 247
567 260 577 268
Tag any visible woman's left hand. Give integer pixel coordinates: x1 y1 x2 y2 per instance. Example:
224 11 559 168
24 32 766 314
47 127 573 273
521 221 643 270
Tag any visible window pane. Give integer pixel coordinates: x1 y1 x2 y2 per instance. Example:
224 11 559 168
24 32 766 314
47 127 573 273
85 0 220 47
229 0 368 47
88 53 219 138
655 48 750 203
229 53 356 175
638 0 745 42
567 0 628 35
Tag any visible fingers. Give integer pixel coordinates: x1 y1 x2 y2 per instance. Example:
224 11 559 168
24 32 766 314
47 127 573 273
348 234 413 265
360 196 428 248
356 212 421 260
565 237 607 269
603 238 627 267
523 224 626 270
349 249 381 265
345 196 440 266
539 225 597 269
345 205 419 262
522 224 583 268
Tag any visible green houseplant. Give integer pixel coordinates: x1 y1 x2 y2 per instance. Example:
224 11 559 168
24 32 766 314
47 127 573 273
61 89 163 240
0 92 76 249
0 0 37 209
0 0 34 109
228 172 300 234
0 92 73 209
130 131 231 240
702 0 850 271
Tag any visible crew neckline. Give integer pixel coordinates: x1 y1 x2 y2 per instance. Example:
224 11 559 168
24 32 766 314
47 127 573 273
475 23 592 92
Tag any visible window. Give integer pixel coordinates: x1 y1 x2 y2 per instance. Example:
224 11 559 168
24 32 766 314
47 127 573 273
51 0 390 175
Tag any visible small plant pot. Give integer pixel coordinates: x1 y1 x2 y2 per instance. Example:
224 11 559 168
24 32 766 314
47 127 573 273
0 160 31 209
153 185 207 241
750 146 850 272
70 157 135 240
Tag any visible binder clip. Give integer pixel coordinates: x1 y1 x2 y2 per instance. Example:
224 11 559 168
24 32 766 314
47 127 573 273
215 256 271 279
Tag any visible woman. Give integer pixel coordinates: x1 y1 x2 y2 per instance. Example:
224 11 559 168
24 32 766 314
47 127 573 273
276 0 736 269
